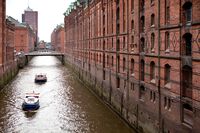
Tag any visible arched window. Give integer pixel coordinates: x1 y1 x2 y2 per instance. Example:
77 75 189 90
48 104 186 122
140 16 145 32
123 37 126 49
164 64 171 84
131 20 134 31
183 2 192 24
140 37 145 52
117 39 120 51
150 61 155 81
165 32 170 50
107 55 109 66
141 60 145 81
182 33 192 56
123 57 126 71
151 14 155 26
151 33 155 51
131 58 134 74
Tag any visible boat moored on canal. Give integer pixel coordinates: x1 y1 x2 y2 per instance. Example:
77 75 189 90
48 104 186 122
35 73 47 83
22 92 40 111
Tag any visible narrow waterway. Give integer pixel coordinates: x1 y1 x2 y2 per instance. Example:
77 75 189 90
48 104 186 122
0 56 134 133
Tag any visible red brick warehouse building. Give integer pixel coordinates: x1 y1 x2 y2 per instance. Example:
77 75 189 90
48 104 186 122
64 0 200 132
22 6 38 48
51 24 65 52
0 0 18 88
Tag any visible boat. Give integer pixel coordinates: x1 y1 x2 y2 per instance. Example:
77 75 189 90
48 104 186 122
22 92 40 111
35 73 47 83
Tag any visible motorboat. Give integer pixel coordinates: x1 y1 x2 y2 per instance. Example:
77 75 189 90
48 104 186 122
35 73 47 83
22 92 40 111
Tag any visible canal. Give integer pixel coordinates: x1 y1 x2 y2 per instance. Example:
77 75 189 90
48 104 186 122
0 56 134 133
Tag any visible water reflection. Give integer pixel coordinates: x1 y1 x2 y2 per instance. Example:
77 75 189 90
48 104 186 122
0 56 134 133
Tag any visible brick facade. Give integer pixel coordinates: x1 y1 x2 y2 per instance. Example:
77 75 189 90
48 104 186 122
64 0 200 132
22 7 38 45
14 24 35 53
51 25 65 52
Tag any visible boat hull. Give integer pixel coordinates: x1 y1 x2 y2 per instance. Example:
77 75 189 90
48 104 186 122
22 102 40 111
35 79 47 83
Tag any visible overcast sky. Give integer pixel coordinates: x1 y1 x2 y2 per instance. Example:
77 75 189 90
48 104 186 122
6 0 75 42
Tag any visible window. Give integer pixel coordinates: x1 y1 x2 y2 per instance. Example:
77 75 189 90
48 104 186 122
140 16 145 32
131 20 134 31
131 36 134 44
140 0 145 11
182 103 193 126
150 61 155 82
151 33 155 51
123 58 126 71
151 14 155 26
131 0 134 11
123 37 126 49
165 0 170 24
117 77 120 88
139 86 146 100
117 56 120 72
107 55 109 66
140 37 145 52
165 32 170 51
130 59 134 75
182 65 192 98
164 64 171 84
112 38 113 48
182 33 192 56
164 97 171 110
150 91 156 102
131 83 134 90
117 39 120 51
112 56 114 67
183 2 192 24
141 60 145 81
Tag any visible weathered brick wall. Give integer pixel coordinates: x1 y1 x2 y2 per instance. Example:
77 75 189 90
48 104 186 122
64 0 200 132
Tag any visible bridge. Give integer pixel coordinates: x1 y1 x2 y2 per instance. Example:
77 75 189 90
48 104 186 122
25 50 65 64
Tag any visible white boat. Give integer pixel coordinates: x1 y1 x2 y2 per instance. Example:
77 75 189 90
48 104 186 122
35 73 47 83
22 92 40 110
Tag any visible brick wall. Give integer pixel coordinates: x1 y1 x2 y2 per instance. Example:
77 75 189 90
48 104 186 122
64 0 200 132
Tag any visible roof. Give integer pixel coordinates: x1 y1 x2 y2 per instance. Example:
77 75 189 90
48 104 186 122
25 6 33 11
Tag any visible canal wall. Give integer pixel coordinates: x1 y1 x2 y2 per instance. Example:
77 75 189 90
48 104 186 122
0 55 28 89
0 61 18 89
64 58 140 132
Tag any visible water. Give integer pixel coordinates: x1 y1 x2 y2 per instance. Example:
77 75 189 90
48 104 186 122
0 56 134 133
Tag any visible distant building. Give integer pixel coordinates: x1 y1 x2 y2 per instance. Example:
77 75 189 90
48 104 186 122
7 16 35 53
22 6 38 45
38 40 46 50
51 24 65 52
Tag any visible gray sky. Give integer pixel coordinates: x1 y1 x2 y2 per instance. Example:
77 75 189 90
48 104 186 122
6 0 75 42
